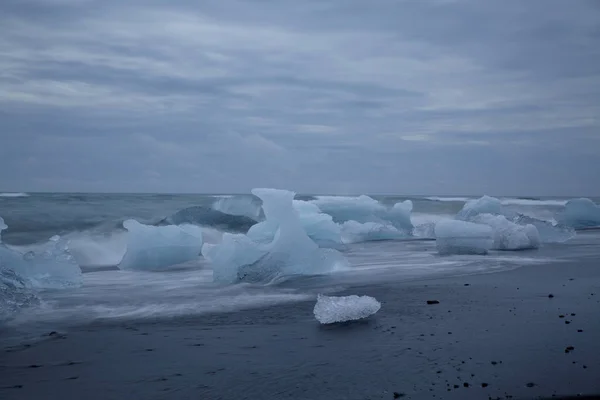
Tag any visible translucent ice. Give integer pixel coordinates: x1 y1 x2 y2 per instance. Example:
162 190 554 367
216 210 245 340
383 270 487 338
434 220 493 255
340 221 407 243
456 195 504 221
311 196 413 232
472 214 540 250
558 198 600 229
293 200 343 247
119 220 203 270
513 215 575 243
313 294 381 324
202 189 347 284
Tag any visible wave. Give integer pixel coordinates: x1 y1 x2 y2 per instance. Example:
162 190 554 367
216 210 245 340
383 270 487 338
425 196 472 202
0 192 29 198
161 206 259 232
499 198 568 207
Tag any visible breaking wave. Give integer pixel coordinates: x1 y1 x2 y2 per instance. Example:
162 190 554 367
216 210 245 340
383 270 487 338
0 192 29 198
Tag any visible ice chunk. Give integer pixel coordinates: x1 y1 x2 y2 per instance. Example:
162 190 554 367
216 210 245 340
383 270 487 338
212 195 264 221
313 294 381 324
0 237 82 289
293 200 343 247
558 198 600 229
434 220 493 255
472 214 540 250
311 195 413 232
340 221 407 243
202 189 347 284
119 220 203 270
1 268 39 321
456 195 504 221
513 215 575 243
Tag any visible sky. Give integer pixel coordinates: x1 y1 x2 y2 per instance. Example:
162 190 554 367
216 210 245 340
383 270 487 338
1 0 599 196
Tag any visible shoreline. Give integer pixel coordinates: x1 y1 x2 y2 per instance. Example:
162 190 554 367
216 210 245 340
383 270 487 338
2 259 600 399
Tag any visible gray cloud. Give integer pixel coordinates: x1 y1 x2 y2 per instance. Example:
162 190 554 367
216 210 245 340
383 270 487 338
1 0 599 196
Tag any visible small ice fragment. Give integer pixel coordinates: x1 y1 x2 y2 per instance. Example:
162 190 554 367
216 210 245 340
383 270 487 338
313 294 381 324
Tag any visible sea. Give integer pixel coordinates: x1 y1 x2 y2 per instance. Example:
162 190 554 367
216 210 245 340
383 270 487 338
1 191 600 340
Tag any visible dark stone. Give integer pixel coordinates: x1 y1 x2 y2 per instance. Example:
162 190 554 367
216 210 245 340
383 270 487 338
491 361 498 365
482 383 489 388
526 382 536 388
427 300 440 305
464 284 470 286
393 392 405 399
559 315 565 318
571 313 576 316
565 321 571 325
27 364 42 369
463 383 470 388
565 346 575 354
454 385 459 389
578 329 583 333
548 294 554 298
66 376 79 380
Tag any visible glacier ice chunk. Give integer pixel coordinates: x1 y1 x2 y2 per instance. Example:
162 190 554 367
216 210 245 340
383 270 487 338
293 200 343 247
456 195 504 221
434 220 493 255
558 198 600 229
202 189 347 284
340 221 407 243
512 215 575 243
311 195 413 232
119 220 203 270
313 294 381 324
472 214 540 250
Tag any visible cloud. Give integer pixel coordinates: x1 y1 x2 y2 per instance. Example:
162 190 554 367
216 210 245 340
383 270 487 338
0 0 599 195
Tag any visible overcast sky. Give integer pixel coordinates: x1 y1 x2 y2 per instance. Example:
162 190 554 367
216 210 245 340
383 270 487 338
1 0 599 196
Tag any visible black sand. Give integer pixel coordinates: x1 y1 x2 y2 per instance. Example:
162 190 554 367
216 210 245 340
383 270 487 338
2 259 599 400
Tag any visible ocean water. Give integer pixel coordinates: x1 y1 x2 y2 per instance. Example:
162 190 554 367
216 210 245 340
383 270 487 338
1 191 599 336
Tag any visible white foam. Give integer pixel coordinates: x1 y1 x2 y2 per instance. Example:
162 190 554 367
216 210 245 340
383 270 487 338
426 196 471 202
0 192 29 198
313 294 381 324
499 198 568 206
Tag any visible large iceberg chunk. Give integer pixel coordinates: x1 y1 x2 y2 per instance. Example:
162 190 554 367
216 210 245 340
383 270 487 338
472 214 540 250
119 220 203 270
456 195 504 221
434 220 493 255
311 195 413 233
558 198 600 229
456 195 574 244
313 294 381 324
513 215 575 243
202 189 347 284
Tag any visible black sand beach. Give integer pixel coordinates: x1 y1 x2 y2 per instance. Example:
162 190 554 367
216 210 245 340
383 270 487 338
2 257 599 400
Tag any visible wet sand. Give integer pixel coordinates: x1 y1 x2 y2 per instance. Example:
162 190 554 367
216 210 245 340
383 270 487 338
2 259 600 400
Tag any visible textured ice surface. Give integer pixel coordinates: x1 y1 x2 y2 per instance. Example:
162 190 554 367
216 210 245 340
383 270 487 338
434 220 493 255
456 195 504 221
293 200 343 247
202 189 347 284
558 198 600 229
472 214 540 250
119 220 203 270
456 195 574 244
1 268 39 321
311 196 413 232
340 221 407 243
313 294 381 324
513 215 575 243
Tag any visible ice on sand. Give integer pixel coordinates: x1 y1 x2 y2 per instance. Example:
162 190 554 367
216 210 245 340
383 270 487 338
119 220 203 270
203 189 347 284
313 294 381 324
434 220 493 255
